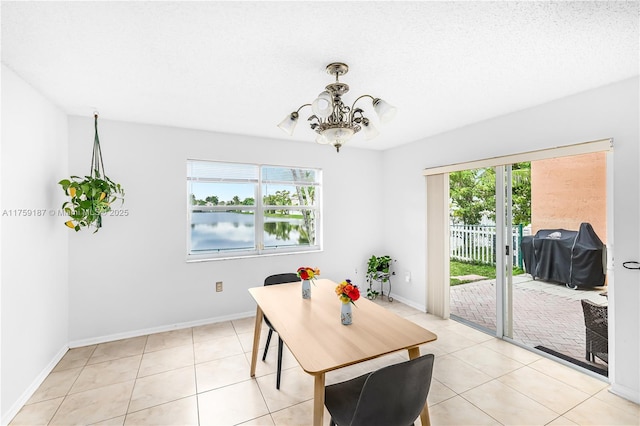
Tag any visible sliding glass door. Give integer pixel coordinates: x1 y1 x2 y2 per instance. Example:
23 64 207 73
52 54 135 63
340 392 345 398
449 167 498 333
501 154 609 377
448 164 526 336
429 139 611 376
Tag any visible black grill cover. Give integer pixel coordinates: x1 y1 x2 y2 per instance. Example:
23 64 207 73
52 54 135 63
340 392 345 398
520 223 606 287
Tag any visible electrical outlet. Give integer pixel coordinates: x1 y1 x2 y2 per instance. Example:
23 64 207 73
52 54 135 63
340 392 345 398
354 268 358 276
216 281 223 292
404 271 411 283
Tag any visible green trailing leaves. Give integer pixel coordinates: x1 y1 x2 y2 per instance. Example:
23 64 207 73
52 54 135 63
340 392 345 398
59 175 125 233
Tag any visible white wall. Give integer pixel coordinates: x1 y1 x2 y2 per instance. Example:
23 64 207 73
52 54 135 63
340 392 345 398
1 65 69 422
66 117 384 344
382 77 640 402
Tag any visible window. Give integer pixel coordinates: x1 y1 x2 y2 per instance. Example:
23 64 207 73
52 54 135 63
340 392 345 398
187 160 321 260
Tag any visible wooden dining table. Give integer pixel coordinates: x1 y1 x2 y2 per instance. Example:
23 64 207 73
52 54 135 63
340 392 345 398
249 278 438 426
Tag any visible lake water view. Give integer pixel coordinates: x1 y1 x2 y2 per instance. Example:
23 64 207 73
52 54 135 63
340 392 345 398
191 211 307 252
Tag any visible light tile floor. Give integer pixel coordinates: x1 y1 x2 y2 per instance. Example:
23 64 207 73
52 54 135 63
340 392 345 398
9 299 639 426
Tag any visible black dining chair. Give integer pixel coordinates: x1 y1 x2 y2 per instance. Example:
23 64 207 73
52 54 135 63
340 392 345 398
262 272 299 389
324 354 435 426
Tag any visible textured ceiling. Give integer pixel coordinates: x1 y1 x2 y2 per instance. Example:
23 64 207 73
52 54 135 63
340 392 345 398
2 1 638 150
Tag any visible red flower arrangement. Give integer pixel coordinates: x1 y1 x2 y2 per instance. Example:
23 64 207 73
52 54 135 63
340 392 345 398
335 279 360 305
297 267 320 281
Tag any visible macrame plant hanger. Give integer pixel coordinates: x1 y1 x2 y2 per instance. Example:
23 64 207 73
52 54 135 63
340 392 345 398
59 112 124 232
91 113 106 180
92 112 106 229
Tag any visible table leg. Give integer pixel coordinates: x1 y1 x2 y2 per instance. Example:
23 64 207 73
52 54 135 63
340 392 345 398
407 346 420 360
250 306 263 378
408 346 430 426
313 373 325 426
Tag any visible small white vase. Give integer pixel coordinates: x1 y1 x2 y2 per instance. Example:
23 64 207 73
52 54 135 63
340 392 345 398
341 302 352 325
302 279 311 299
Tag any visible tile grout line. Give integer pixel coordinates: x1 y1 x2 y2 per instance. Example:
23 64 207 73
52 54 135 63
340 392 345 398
122 334 148 425
46 344 99 425
235 322 274 426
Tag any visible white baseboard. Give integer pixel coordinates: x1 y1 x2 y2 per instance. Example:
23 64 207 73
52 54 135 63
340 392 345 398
2 344 68 426
68 310 255 348
610 382 640 404
388 293 426 312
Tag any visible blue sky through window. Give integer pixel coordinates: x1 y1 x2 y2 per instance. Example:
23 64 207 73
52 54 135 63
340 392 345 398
191 182 254 203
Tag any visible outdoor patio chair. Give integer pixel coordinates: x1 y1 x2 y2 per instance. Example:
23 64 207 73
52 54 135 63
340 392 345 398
581 299 608 363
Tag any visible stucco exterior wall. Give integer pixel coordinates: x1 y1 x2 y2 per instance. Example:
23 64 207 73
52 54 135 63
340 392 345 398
531 152 607 243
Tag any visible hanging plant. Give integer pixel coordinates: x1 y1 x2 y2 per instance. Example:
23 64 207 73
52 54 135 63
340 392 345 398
59 114 125 232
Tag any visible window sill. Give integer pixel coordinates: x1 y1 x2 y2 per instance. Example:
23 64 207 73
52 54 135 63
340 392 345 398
186 247 322 263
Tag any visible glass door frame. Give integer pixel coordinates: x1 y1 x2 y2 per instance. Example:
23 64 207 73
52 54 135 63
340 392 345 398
496 165 515 339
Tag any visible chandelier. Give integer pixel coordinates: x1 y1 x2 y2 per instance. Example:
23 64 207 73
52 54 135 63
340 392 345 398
278 62 396 153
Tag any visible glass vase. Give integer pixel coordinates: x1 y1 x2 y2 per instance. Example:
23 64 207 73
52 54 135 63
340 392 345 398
302 279 311 299
341 302 352 325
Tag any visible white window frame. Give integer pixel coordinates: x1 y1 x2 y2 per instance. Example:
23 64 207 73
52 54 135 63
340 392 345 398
186 160 322 261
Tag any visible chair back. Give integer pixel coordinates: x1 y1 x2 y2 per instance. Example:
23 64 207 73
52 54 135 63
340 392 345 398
264 273 299 286
263 273 299 331
581 299 608 363
349 354 434 426
581 299 608 336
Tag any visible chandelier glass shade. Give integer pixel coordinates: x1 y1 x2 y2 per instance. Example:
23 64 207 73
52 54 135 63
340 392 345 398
277 62 396 152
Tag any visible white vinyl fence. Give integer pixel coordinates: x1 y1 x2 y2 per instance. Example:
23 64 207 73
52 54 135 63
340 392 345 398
450 224 525 268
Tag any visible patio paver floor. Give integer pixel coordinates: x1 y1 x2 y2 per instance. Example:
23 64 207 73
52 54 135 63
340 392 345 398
450 274 609 373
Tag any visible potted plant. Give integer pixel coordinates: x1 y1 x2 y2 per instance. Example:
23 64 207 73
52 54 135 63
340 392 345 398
59 113 125 232
59 174 124 232
366 255 393 300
